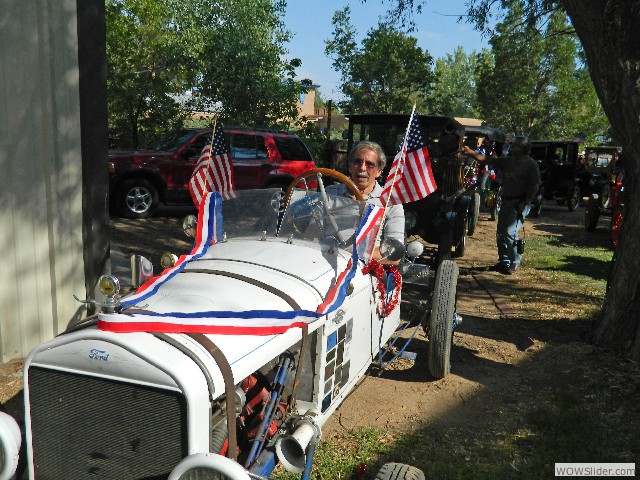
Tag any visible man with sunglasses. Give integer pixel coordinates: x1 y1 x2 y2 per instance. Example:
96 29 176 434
344 141 405 264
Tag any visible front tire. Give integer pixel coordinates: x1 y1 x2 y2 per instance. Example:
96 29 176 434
116 178 159 219
428 260 458 379
375 463 425 480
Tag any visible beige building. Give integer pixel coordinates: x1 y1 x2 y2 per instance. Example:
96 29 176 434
0 0 109 363
296 85 348 138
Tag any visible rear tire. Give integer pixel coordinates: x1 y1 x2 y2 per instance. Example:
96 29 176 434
453 210 467 258
467 192 480 236
567 184 581 211
585 194 600 232
116 178 159 219
375 463 425 480
428 260 458 379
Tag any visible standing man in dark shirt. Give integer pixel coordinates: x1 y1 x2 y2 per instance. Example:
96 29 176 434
462 134 541 274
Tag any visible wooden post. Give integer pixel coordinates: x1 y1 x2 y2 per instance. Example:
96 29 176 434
326 100 332 139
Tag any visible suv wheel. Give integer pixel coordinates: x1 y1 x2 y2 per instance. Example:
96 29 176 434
116 179 159 219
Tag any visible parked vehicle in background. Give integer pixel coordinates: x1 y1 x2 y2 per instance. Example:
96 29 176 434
585 166 624 249
576 146 623 204
461 125 506 224
108 128 316 218
529 139 583 217
345 114 469 263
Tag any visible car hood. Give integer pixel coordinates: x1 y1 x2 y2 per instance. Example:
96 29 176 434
127 238 350 315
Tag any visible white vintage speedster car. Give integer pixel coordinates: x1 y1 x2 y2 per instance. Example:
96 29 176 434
0 170 458 480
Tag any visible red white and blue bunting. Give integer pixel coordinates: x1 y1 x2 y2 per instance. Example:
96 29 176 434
97 194 383 335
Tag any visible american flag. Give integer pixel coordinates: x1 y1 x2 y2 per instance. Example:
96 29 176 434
380 110 437 206
189 121 236 205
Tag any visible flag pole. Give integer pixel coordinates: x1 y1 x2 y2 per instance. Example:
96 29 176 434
371 104 416 251
207 116 217 159
199 116 218 193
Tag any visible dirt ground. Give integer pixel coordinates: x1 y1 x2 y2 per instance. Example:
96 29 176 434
321 202 612 436
1 200 637 473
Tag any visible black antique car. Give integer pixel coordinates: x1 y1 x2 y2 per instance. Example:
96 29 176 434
345 114 469 263
529 139 583 217
577 146 622 202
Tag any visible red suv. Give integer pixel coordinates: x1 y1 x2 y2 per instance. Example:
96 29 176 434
109 128 316 218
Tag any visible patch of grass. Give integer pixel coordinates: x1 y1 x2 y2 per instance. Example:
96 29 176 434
272 428 391 479
514 234 611 320
525 234 613 286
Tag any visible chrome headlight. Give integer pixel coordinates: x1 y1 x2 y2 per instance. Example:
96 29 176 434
160 253 179 269
168 453 250 480
183 214 198 239
406 240 424 259
404 211 417 231
0 411 21 480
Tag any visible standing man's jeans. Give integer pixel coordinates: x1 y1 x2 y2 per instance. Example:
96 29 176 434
496 199 530 266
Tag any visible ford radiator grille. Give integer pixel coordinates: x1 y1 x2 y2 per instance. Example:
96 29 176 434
28 366 188 479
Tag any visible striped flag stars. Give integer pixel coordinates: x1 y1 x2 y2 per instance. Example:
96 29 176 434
189 121 237 205
381 110 437 206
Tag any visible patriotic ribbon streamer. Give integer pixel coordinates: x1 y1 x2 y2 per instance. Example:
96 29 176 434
98 199 382 335
117 191 223 308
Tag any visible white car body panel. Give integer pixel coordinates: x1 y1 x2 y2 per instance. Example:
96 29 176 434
7 188 408 480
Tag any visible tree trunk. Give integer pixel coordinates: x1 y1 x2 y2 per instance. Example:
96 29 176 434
562 1 640 358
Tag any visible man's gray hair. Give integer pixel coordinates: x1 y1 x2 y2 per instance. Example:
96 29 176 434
348 141 387 170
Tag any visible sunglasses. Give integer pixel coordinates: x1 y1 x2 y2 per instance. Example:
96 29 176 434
352 158 378 170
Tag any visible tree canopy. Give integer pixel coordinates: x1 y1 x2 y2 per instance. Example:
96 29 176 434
425 46 486 118
106 0 303 148
325 6 434 113
474 1 608 141
193 0 302 129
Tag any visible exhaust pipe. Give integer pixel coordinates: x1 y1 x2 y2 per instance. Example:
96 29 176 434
275 410 321 473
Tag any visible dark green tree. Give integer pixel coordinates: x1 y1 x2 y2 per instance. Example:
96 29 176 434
325 6 434 113
106 0 303 148
425 46 484 118
106 0 200 148
194 0 302 128
475 1 607 140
